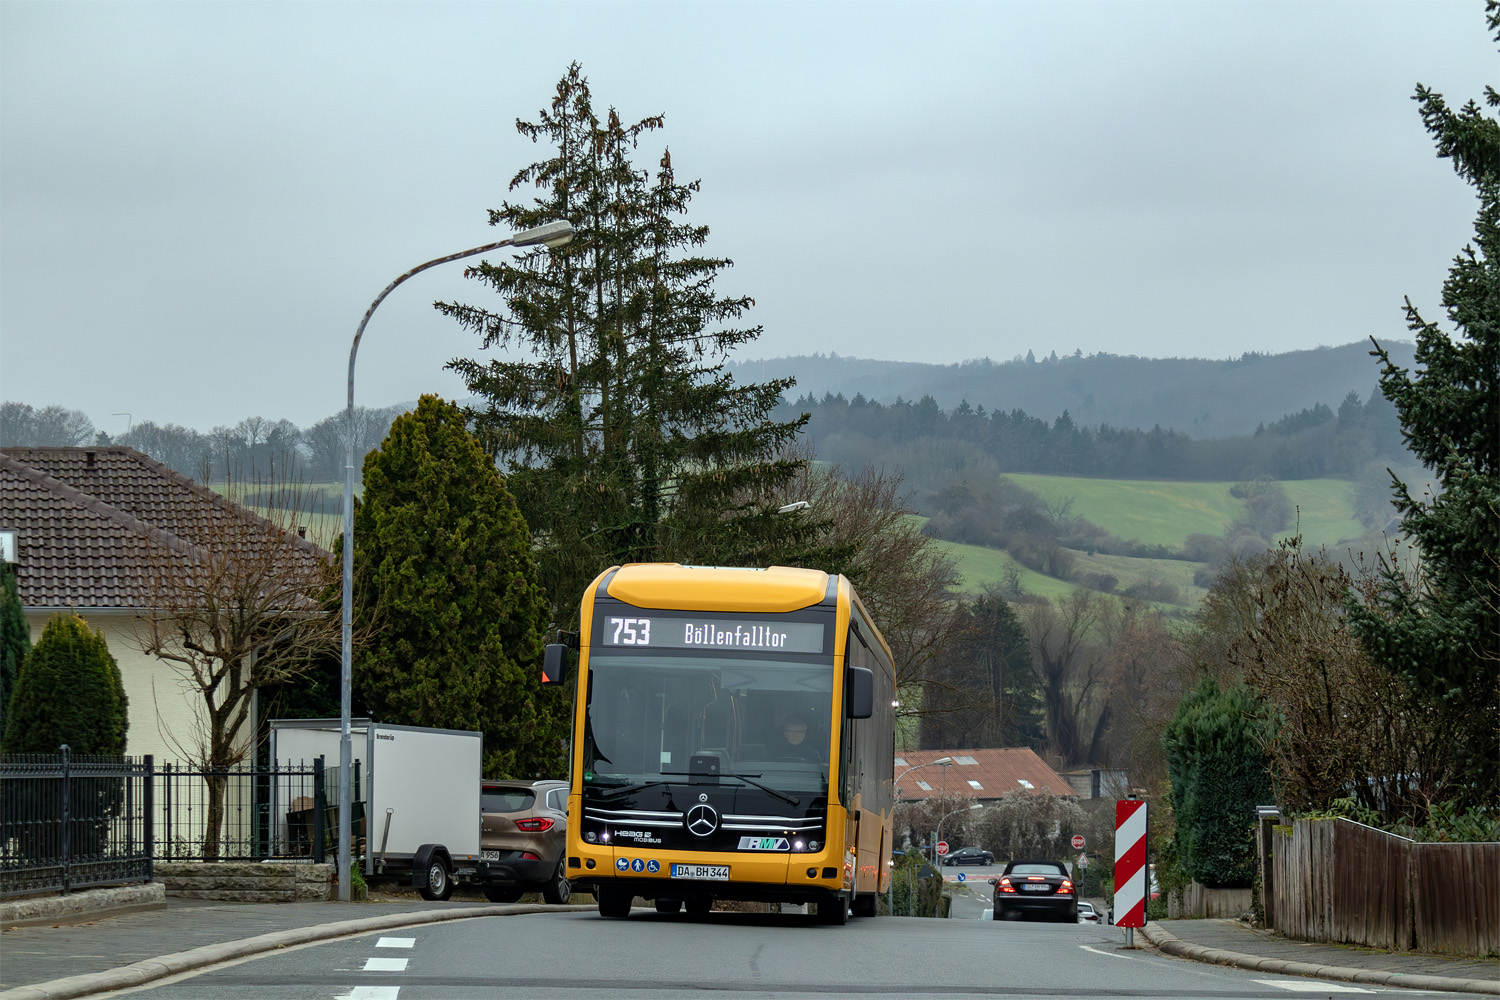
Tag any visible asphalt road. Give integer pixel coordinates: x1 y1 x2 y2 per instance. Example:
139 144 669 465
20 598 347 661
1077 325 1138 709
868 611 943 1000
87 906 1483 1000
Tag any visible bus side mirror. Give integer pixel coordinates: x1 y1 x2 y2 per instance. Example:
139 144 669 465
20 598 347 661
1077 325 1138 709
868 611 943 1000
542 643 569 685
845 665 873 719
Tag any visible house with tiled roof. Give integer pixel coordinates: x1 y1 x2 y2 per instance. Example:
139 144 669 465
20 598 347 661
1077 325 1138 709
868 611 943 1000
894 747 1076 804
0 447 331 763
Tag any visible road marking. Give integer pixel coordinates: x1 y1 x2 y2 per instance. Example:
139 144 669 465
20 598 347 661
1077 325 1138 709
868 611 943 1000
1254 981 1375 993
334 988 400 999
361 957 410 972
1080 944 1152 962
375 937 415 949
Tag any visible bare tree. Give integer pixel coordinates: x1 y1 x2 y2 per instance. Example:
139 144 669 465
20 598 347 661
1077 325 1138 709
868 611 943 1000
1022 589 1110 769
973 789 1088 862
769 447 966 721
132 473 340 858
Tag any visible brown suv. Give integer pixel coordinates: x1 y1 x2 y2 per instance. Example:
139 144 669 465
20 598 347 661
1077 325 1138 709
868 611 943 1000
479 779 570 904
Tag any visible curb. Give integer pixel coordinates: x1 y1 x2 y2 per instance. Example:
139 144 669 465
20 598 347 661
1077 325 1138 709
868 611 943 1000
0 885 166 928
1139 924 1500 997
0 903 597 1000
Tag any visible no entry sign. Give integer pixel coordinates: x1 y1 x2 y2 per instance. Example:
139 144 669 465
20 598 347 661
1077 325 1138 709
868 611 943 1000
1113 799 1148 928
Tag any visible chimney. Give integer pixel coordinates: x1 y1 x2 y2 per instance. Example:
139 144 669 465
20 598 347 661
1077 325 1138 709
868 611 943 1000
297 526 307 539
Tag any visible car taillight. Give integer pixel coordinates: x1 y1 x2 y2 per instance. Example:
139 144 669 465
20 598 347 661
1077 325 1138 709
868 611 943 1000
515 818 555 832
520 851 541 860
997 877 1016 893
1059 879 1074 894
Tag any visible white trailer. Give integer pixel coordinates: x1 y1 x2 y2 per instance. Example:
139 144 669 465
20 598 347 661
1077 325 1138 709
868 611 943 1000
270 719 483 900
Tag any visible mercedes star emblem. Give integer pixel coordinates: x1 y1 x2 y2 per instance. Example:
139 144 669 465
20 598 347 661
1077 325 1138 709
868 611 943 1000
686 803 718 837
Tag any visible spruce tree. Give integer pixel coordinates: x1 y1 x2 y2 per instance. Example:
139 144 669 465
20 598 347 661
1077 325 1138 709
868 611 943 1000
0 562 28 739
1353 5 1500 810
351 395 564 778
1 613 127 755
440 63 835 626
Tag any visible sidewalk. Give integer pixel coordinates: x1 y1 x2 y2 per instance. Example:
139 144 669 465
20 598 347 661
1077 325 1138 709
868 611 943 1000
1140 917 1500 996
1 888 592 1000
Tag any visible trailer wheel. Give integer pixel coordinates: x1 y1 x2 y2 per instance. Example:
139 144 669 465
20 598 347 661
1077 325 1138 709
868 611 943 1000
419 855 453 901
541 859 571 905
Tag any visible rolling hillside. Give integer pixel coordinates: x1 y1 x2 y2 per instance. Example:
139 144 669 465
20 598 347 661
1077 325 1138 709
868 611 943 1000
935 475 1372 611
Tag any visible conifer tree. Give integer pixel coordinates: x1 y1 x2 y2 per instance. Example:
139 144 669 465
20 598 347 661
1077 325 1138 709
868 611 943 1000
351 395 564 778
1354 4 1500 810
0 562 28 739
1 613 127 755
440 64 834 625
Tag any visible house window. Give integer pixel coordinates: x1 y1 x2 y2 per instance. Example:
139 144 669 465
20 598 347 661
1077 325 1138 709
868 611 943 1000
916 780 932 791
1017 778 1034 789
967 780 983 790
954 755 979 765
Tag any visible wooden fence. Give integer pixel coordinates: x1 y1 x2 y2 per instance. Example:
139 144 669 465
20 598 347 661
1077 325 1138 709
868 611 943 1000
1268 817 1499 957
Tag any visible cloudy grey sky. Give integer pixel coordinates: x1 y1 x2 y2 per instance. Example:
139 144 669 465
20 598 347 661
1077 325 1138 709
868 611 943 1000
1 1 1492 434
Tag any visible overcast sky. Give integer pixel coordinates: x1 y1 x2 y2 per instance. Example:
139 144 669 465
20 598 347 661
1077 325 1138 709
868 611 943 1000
1 1 1492 435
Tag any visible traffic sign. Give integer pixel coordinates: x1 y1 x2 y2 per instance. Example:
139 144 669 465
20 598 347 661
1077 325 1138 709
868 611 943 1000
1078 852 1089 868
936 840 949 855
1114 799 1148 929
956 871 966 882
1071 834 1085 850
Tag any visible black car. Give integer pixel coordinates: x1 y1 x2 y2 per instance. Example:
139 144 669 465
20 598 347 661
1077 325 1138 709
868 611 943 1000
941 846 994 866
992 859 1077 921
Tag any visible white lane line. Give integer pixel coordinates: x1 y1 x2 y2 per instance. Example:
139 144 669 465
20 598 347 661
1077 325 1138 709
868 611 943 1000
1254 981 1375 993
375 937 416 949
335 988 401 999
362 957 410 972
1080 944 1151 962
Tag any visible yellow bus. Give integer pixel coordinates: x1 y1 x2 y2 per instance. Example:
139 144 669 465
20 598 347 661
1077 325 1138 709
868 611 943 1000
544 563 897 924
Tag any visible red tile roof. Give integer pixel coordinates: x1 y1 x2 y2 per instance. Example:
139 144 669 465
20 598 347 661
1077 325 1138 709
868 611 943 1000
894 747 1076 801
0 447 330 608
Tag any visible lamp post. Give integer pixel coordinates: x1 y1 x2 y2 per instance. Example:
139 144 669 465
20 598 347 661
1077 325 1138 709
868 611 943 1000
889 756 953 914
337 220 574 902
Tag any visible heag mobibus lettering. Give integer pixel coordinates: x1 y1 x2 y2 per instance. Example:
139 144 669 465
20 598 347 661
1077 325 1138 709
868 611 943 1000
682 623 790 649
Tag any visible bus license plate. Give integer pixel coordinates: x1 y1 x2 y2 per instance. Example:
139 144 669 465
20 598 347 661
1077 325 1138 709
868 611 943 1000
671 864 730 881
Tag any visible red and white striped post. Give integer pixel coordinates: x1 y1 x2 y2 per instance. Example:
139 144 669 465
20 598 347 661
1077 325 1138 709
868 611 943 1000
1113 798 1148 944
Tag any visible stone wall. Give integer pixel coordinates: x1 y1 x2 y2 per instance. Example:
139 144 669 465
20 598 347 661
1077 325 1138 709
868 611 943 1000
155 862 336 902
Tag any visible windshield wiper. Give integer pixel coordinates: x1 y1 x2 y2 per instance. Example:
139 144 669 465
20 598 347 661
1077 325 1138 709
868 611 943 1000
717 771 801 806
587 771 799 807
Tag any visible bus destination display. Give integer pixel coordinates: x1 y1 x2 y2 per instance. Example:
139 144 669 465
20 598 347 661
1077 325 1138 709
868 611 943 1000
603 615 824 654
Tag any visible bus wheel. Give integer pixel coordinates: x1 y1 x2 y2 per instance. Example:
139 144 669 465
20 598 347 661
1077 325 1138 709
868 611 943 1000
685 898 711 916
597 886 632 918
654 898 682 913
819 895 850 925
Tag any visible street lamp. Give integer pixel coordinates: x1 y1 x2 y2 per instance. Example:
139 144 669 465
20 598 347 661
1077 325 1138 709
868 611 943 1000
889 756 953 913
336 220 574 901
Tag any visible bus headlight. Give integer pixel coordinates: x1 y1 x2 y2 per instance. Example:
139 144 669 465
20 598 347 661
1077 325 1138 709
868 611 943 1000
793 839 805 852
584 831 598 844
809 841 820 851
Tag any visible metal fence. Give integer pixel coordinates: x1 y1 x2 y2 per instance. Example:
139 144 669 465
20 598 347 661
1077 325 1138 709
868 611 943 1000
1 751 354 898
0 748 154 898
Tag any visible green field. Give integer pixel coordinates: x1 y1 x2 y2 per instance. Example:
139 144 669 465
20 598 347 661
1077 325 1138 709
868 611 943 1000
939 475 1368 609
1005 474 1363 549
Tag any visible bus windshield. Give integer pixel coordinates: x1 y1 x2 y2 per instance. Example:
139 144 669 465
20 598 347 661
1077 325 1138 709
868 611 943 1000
583 652 834 794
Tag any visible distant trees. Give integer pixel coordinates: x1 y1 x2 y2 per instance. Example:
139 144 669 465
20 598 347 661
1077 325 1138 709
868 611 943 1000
779 385 1407 488
0 403 95 447
921 592 1043 749
349 396 566 779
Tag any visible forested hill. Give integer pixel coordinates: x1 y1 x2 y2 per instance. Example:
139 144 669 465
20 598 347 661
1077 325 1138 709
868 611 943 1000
731 340 1416 439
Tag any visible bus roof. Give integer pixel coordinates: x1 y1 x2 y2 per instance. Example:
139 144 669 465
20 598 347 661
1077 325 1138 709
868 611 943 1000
602 563 834 613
